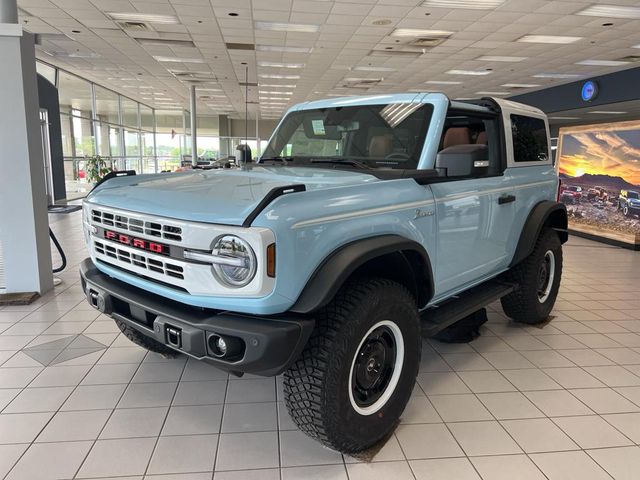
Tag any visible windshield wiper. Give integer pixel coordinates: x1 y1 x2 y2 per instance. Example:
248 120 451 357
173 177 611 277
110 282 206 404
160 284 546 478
309 157 371 170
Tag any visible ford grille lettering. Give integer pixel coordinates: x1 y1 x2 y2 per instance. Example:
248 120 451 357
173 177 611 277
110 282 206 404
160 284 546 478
104 230 169 255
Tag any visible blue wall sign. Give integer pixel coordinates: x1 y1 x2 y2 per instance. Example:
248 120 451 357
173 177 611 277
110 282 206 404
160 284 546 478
581 81 598 102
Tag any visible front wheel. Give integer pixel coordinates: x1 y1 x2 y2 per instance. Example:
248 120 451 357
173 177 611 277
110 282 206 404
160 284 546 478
283 278 421 453
623 205 630 217
501 228 563 325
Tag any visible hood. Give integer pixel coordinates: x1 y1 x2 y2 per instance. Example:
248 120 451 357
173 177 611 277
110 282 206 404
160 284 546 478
86 166 379 225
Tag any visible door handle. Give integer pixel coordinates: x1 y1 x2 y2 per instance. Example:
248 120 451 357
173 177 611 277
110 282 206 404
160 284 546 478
498 194 516 205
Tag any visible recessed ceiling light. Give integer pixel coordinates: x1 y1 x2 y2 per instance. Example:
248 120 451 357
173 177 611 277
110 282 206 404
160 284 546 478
476 55 527 62
259 90 293 95
258 61 305 69
588 110 627 114
372 19 392 25
577 5 640 19
260 96 290 100
259 84 297 88
517 35 582 44
255 21 319 33
136 38 196 48
153 56 204 63
422 0 505 9
259 74 301 79
106 12 179 24
533 73 581 79
197 88 223 92
390 28 453 37
446 69 491 75
426 80 463 85
475 91 509 95
501 83 541 88
352 66 396 72
576 59 629 66
343 77 384 82
256 45 312 53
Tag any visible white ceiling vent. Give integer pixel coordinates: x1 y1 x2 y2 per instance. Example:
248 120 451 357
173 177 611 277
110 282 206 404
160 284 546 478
116 21 151 32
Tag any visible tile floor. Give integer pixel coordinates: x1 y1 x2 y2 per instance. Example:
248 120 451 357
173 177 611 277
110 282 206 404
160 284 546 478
1 211 640 479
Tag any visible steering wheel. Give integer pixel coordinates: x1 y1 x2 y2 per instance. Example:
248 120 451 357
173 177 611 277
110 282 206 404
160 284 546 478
384 152 410 160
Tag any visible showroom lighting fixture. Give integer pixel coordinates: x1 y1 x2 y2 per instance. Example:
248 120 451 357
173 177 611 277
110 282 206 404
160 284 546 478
107 12 180 24
198 88 223 92
501 83 541 88
255 22 319 33
258 61 305 69
476 55 527 62
588 110 627 114
153 56 204 63
343 77 384 82
549 116 580 120
259 74 301 79
446 69 491 75
390 28 453 38
576 59 629 66
260 84 297 88
426 80 462 85
517 35 582 44
577 5 640 19
257 45 312 53
136 38 196 48
422 0 505 9
260 97 290 101
259 91 294 95
352 66 396 72
533 73 581 79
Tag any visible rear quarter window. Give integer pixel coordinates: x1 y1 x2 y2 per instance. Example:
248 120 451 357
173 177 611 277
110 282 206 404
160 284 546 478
511 114 549 163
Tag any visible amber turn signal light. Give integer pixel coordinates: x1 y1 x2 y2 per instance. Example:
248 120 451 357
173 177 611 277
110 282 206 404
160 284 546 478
267 243 276 278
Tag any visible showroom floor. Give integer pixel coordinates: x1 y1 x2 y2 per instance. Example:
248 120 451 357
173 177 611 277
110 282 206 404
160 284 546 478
1 211 640 480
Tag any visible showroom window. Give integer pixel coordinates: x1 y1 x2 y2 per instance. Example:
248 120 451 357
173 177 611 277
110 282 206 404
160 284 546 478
511 114 549 163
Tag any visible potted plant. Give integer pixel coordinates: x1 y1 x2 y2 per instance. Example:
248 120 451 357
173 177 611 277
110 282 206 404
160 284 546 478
85 155 114 185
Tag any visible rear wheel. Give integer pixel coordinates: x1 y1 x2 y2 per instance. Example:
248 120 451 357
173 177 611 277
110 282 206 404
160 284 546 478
283 278 421 453
114 318 177 357
623 205 631 217
501 228 562 325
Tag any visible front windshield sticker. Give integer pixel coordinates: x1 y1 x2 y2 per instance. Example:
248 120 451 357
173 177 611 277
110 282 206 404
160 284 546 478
311 119 326 136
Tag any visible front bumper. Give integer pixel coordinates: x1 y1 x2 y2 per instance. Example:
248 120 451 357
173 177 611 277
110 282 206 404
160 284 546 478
80 258 314 376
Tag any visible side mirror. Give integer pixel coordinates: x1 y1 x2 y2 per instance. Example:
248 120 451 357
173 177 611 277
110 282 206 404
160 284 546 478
236 144 252 164
436 145 489 177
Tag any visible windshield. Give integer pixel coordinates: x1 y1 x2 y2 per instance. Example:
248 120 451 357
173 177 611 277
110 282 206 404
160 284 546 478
628 191 639 199
260 103 433 169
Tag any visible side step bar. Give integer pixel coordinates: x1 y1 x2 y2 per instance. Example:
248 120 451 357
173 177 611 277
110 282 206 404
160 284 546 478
421 280 517 337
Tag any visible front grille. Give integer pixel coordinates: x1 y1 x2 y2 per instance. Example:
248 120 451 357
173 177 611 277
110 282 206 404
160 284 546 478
94 240 184 280
91 209 182 242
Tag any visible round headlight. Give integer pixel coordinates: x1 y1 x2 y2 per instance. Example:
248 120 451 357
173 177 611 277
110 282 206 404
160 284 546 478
211 235 257 287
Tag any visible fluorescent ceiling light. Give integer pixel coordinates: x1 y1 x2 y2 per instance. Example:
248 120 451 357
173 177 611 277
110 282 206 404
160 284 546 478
153 56 204 63
136 38 195 48
588 110 627 114
258 61 305 69
107 12 179 24
352 66 396 72
518 35 582 44
549 116 580 120
391 28 453 37
476 55 527 62
260 96 290 100
261 102 288 105
259 84 296 88
476 91 509 95
256 45 312 53
446 69 491 75
426 80 462 85
260 91 293 95
533 73 581 79
501 83 541 88
422 0 505 9
344 77 384 82
197 88 223 92
259 74 301 80
577 5 640 19
255 21 319 33
576 59 629 66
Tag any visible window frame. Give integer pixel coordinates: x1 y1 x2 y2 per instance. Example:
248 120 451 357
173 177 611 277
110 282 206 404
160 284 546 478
504 112 552 168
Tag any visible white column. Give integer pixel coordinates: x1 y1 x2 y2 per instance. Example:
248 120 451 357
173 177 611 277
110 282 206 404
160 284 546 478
190 84 197 166
0 18 54 294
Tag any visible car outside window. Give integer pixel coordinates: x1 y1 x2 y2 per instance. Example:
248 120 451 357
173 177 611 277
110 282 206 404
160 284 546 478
262 103 434 169
511 114 549 163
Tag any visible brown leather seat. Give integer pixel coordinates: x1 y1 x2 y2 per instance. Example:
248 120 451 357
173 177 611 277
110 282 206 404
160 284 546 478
369 134 393 157
476 131 487 145
443 127 472 148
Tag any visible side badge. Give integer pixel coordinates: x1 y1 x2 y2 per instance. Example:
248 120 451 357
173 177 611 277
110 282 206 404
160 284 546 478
414 208 434 220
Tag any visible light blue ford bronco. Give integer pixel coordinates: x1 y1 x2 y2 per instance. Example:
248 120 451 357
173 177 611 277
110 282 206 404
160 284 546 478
80 93 567 453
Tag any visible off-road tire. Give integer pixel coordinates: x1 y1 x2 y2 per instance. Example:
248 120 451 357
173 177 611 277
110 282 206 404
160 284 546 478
623 205 630 217
114 318 177 357
501 228 562 325
283 277 421 453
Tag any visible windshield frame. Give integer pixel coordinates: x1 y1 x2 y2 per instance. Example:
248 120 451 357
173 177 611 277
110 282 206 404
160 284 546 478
259 100 436 171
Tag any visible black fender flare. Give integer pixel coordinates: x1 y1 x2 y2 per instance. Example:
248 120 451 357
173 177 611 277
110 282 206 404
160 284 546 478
290 234 434 314
510 200 568 267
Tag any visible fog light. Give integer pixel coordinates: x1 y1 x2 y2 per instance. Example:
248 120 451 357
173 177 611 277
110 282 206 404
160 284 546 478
216 337 227 355
208 334 245 360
